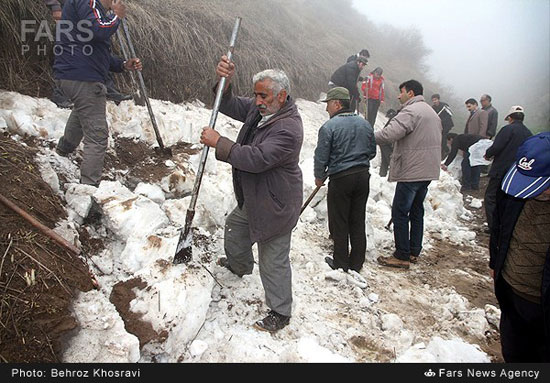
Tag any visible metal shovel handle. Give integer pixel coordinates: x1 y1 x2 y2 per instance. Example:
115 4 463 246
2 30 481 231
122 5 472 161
120 18 166 150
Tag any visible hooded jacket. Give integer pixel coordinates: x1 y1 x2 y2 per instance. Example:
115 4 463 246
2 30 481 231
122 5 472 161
214 86 304 243
330 61 362 104
375 95 442 182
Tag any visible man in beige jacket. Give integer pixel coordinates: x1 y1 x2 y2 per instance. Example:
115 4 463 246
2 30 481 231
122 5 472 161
464 98 489 137
375 80 442 269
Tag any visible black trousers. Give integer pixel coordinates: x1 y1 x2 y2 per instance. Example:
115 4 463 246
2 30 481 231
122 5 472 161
484 176 502 229
367 98 381 128
327 169 370 272
497 278 550 362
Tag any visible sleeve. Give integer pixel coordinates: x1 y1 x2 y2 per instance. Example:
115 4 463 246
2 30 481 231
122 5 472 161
44 0 62 12
380 80 385 102
217 84 255 123
109 55 124 73
374 107 414 145
78 0 120 42
367 125 377 160
313 125 332 180
479 110 489 137
444 139 459 166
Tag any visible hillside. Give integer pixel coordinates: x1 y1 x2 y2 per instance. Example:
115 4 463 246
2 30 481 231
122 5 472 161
1 0 463 119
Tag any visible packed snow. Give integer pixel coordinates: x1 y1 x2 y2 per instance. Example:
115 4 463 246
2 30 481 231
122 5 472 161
0 89 496 363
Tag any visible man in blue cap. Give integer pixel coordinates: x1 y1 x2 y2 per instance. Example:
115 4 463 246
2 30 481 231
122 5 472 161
489 132 550 362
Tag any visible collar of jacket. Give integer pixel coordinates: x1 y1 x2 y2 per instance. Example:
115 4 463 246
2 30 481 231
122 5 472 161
399 94 425 110
330 108 353 119
255 96 297 129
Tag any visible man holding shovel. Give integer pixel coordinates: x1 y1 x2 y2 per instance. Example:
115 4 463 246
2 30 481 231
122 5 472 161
200 56 304 333
54 0 141 186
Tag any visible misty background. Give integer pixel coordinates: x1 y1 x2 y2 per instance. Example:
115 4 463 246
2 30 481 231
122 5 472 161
1 0 548 132
352 0 550 133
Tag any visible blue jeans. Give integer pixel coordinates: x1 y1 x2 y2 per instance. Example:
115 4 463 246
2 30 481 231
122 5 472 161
461 151 481 190
391 181 431 260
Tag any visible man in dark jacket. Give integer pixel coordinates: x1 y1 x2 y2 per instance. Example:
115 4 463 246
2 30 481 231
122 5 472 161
314 87 376 273
201 55 303 333
484 106 532 229
441 133 483 191
431 94 454 158
329 56 368 113
54 0 141 186
45 0 132 106
347 49 370 63
490 132 550 362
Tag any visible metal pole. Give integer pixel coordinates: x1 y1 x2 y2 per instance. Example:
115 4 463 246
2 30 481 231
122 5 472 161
120 19 166 151
173 17 242 264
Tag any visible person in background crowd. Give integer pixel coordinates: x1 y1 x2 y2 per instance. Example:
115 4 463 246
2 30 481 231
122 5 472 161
464 98 489 138
329 56 369 113
362 67 385 128
484 105 532 230
481 94 498 139
431 93 454 159
441 133 483 192
490 132 550 362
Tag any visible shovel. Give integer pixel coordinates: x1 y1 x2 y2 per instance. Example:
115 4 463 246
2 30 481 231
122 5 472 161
173 17 242 265
300 184 322 216
120 19 172 156
0 193 100 289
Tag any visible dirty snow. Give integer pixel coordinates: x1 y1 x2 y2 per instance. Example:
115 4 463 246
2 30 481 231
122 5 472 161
0 89 497 363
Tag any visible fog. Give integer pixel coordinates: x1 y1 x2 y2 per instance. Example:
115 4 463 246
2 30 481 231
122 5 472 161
352 0 550 131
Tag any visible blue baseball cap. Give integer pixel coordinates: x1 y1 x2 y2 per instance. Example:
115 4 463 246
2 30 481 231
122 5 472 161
501 132 550 199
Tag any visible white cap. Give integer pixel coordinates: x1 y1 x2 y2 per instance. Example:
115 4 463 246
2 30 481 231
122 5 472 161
505 105 524 119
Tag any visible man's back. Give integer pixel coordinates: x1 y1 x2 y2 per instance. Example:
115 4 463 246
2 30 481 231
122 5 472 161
376 95 442 182
487 121 533 178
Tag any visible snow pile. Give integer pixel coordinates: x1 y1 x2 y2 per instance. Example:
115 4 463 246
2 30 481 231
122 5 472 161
0 89 495 363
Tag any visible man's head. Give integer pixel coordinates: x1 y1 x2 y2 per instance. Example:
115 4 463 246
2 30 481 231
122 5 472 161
501 132 550 200
252 69 290 116
431 93 440 107
359 49 370 59
372 67 383 78
322 87 350 117
505 105 525 123
447 132 458 144
480 94 492 108
398 80 423 104
465 98 478 112
356 56 368 70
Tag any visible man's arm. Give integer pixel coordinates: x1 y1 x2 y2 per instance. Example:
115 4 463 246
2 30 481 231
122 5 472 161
374 107 413 145
313 125 332 180
78 0 123 42
479 109 489 137
485 126 510 159
444 138 460 166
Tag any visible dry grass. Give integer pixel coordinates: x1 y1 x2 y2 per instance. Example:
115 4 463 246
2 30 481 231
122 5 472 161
0 0 454 113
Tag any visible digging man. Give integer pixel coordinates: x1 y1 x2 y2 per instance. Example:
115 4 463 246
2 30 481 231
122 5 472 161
200 55 304 333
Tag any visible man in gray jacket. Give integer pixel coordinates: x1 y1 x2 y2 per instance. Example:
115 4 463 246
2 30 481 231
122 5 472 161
481 94 498 139
375 80 442 269
201 55 303 333
314 87 376 273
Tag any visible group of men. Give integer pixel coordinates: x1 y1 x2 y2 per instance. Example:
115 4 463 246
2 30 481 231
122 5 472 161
45 0 549 360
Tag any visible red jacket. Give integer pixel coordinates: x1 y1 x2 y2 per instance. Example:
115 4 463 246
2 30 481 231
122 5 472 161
361 74 385 101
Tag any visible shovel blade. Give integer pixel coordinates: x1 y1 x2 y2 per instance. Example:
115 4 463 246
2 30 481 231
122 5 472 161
173 228 193 264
